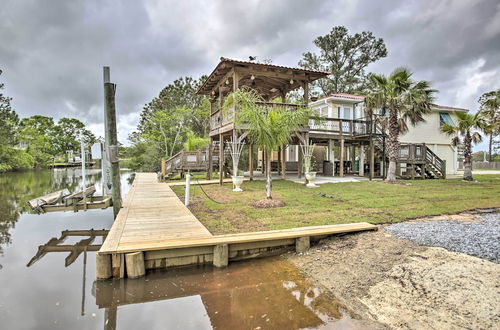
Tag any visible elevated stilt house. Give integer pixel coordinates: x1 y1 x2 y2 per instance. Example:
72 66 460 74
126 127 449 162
196 57 389 183
176 57 447 182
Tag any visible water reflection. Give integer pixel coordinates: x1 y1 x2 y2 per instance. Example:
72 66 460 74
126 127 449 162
94 258 356 330
0 169 379 329
0 168 106 266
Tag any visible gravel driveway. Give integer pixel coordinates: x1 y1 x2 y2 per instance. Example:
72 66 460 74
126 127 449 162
385 212 500 263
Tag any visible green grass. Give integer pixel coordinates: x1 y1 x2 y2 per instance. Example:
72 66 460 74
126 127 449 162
172 175 500 234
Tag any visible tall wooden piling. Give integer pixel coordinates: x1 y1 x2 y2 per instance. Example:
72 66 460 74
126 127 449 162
103 67 122 218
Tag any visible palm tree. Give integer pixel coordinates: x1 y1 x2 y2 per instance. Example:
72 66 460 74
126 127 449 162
364 68 437 182
479 89 500 161
441 112 486 181
223 87 310 200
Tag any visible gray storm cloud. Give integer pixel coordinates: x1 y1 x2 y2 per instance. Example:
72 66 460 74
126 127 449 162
1 0 499 148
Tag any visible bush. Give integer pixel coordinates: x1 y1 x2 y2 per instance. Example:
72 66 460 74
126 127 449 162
0 147 35 171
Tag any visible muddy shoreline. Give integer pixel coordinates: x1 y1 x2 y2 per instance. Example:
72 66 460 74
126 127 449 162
285 212 500 329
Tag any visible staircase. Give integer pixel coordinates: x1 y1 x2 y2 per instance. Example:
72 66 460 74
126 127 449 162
371 129 446 180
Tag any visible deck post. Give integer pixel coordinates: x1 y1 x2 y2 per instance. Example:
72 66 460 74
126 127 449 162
340 138 344 177
281 145 286 179
207 141 213 180
249 144 254 180
295 236 310 253
369 138 375 180
359 145 365 176
125 252 146 279
298 143 303 178
219 134 224 185
96 254 112 280
277 146 281 176
351 145 356 174
213 244 228 268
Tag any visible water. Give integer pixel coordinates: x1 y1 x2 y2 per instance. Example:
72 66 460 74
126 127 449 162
0 169 363 330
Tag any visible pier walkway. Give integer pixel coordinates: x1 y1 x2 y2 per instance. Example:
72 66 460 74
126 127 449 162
97 173 377 279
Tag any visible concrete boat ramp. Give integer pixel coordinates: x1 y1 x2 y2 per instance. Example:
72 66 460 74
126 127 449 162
96 173 377 279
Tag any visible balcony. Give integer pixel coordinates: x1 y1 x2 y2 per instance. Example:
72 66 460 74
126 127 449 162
209 104 380 137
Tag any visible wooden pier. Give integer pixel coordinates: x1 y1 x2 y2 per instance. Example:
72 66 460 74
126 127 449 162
97 173 377 279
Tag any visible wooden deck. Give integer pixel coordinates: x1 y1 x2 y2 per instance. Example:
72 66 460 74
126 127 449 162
97 172 377 279
100 173 212 254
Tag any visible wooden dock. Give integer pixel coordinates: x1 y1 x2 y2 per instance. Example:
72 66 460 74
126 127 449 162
97 173 377 279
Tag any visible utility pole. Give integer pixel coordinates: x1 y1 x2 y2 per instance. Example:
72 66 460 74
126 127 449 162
103 67 122 218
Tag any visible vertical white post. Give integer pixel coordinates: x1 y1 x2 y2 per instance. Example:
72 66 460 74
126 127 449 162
185 173 191 206
81 135 86 191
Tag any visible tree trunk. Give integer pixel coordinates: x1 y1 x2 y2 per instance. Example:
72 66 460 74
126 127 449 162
266 150 272 199
463 132 473 181
489 134 493 162
386 108 399 182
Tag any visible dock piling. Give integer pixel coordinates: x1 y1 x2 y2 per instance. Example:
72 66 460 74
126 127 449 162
125 252 145 278
213 244 228 268
295 236 310 253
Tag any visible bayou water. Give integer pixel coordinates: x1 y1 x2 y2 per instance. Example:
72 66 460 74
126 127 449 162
0 169 367 329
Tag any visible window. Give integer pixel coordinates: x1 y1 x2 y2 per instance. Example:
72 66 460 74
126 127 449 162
439 112 455 126
343 107 351 120
320 106 328 118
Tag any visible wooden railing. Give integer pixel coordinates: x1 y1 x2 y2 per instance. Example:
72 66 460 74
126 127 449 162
163 149 208 176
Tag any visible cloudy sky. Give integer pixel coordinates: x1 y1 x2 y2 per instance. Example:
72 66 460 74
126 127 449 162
1 0 499 149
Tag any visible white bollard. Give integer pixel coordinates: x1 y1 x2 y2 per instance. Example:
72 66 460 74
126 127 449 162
185 173 191 206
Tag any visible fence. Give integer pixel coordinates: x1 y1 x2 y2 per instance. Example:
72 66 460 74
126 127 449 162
458 161 500 169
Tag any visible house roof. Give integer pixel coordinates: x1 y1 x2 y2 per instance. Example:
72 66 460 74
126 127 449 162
430 104 468 112
197 57 330 97
314 93 468 111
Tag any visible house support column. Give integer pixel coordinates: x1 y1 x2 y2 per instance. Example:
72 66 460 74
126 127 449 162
340 138 345 177
207 140 213 180
359 145 365 176
369 138 375 181
351 145 356 174
219 134 224 185
277 147 281 175
298 144 303 179
248 144 254 181
281 145 286 179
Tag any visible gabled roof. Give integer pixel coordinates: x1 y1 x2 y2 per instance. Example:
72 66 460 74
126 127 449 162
197 57 330 96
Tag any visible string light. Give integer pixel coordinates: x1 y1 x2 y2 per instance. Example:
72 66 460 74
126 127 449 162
290 79 294 84
251 75 255 80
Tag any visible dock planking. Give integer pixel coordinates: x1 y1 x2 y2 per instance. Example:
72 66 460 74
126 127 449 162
98 172 377 279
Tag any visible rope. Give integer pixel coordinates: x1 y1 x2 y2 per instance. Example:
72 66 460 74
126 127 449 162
194 177 225 204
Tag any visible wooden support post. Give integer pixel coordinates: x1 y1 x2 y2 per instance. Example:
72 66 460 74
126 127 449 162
111 254 125 279
207 141 213 180
359 145 365 176
281 145 286 179
370 138 375 181
249 144 254 181
351 145 356 174
104 307 117 330
219 134 224 185
340 138 345 177
295 236 310 253
103 67 122 218
213 244 228 268
277 147 281 175
297 144 303 179
96 254 112 280
125 252 146 279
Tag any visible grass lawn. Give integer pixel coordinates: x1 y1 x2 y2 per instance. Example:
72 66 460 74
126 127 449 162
171 175 500 235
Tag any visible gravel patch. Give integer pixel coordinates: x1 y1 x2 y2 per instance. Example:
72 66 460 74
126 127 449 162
385 213 500 263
